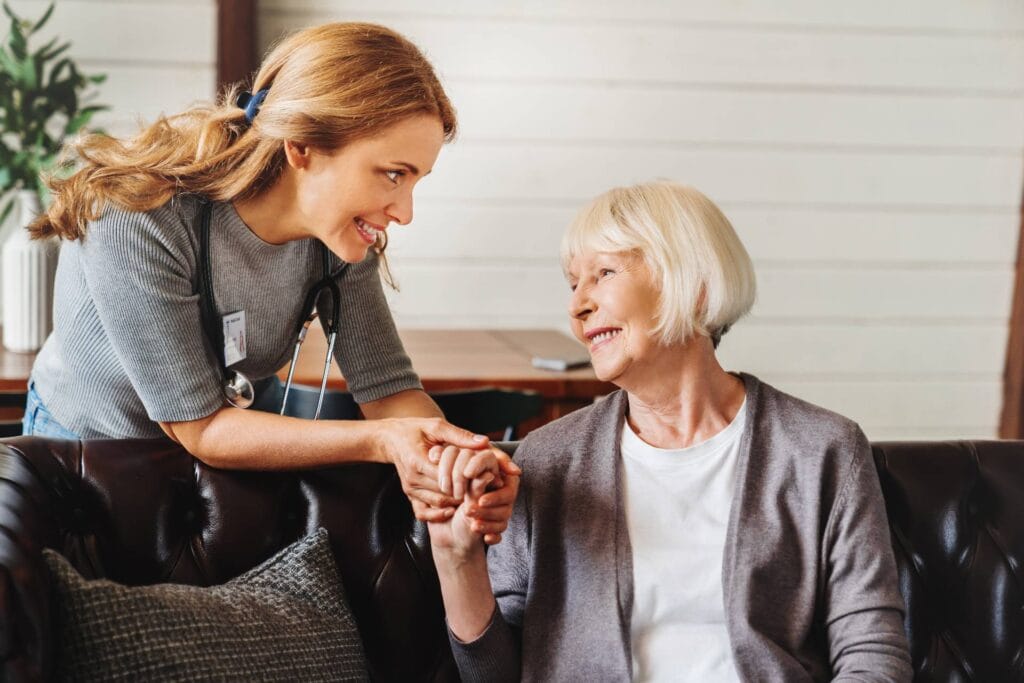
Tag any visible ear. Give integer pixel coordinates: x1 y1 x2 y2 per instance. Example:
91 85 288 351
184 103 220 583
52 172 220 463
283 140 312 170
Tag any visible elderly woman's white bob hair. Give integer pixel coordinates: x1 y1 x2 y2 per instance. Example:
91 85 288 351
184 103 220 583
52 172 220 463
561 180 756 347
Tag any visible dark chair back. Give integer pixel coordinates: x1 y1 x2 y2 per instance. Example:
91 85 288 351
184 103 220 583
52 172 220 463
264 379 544 440
279 383 361 420
5 437 1021 682
872 441 1024 681
430 387 544 440
0 436 454 682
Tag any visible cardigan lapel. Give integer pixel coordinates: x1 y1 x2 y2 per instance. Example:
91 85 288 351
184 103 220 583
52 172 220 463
590 390 635 666
720 372 763 667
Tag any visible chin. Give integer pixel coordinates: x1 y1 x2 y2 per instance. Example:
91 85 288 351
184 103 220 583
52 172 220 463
327 239 371 264
591 361 624 385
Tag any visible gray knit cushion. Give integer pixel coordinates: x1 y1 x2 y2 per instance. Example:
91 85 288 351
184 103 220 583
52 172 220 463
43 528 368 682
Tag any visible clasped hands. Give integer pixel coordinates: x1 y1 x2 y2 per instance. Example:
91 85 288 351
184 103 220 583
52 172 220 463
383 417 519 548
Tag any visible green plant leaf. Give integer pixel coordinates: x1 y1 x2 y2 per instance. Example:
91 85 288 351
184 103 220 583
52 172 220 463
19 54 37 89
8 17 27 60
30 3 54 35
0 197 14 226
0 1 107 192
32 34 57 59
65 107 95 135
39 40 68 62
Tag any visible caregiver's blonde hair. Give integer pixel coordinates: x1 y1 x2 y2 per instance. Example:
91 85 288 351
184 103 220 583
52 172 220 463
561 181 756 347
32 22 457 242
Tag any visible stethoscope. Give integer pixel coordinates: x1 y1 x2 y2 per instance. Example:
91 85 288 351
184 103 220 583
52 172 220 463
197 199 345 419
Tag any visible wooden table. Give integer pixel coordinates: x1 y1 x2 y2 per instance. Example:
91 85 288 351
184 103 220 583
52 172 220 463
0 329 613 429
277 328 613 424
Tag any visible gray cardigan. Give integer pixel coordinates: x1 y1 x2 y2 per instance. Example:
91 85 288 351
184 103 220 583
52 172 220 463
449 373 912 682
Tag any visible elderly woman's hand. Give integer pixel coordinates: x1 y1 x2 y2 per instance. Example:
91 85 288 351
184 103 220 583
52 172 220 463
375 416 493 519
426 445 521 551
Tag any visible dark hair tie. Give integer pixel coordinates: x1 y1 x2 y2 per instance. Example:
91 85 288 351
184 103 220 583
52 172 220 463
236 88 269 124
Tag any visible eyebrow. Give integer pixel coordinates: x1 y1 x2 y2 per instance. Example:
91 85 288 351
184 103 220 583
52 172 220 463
391 161 430 176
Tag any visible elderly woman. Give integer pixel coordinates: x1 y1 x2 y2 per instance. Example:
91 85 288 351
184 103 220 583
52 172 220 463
426 181 911 682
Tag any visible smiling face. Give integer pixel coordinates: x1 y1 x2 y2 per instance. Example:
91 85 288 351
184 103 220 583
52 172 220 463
567 250 665 386
289 113 445 263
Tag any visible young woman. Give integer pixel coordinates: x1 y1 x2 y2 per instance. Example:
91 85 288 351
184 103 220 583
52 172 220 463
24 22 517 536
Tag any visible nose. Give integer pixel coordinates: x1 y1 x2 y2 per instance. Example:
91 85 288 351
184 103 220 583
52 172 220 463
386 191 414 226
569 282 594 320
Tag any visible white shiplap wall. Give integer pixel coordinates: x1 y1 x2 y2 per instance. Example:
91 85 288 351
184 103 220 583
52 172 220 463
260 0 1024 440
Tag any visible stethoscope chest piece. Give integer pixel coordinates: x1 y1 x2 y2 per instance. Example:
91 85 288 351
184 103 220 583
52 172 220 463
224 370 255 409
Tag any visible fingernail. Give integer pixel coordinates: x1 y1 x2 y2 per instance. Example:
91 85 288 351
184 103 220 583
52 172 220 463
473 434 487 442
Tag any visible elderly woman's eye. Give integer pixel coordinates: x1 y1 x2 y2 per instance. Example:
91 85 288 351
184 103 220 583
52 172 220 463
599 268 615 278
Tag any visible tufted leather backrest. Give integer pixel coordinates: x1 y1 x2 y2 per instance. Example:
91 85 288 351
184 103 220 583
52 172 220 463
873 441 1024 681
0 436 460 682
2 436 1023 681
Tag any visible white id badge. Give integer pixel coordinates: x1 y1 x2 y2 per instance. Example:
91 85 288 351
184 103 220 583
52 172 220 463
222 310 247 367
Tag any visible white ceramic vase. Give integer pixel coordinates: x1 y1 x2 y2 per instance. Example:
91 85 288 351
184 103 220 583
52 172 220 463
2 190 59 353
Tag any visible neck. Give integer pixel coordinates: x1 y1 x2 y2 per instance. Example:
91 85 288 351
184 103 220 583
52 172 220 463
622 336 746 449
232 170 307 244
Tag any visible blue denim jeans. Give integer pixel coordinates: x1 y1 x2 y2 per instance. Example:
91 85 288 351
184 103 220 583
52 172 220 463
22 381 80 439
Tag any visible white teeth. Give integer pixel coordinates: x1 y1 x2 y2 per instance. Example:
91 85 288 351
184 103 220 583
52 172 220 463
591 330 620 345
355 218 381 240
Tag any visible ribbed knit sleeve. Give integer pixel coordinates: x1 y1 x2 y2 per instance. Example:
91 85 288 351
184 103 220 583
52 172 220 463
75 200 224 424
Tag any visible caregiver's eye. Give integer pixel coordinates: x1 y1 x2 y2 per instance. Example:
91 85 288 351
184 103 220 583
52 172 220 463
384 169 405 184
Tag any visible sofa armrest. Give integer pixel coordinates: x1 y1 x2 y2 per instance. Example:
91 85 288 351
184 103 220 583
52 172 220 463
0 438 83 682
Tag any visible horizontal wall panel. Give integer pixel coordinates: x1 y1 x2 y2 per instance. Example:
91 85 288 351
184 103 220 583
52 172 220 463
761 378 1001 429
6 0 215 65
84 64 218 126
383 264 1014 321
447 82 1024 151
262 0 1024 33
422 145 1022 209
261 14 1024 92
717 323 1009 376
865 427 998 440
390 203 1019 264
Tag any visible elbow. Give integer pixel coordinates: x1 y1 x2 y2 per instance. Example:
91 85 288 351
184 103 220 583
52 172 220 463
159 412 227 468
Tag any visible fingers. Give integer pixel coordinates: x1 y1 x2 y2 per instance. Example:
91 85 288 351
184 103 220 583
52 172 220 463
437 445 458 495
411 499 455 523
471 517 509 538
477 473 520 508
452 448 474 501
407 486 459 509
463 450 500 480
469 472 495 499
483 533 503 545
467 501 508 523
491 446 522 476
432 420 490 450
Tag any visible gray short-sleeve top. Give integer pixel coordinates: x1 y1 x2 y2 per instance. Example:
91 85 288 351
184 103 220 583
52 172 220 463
30 195 421 438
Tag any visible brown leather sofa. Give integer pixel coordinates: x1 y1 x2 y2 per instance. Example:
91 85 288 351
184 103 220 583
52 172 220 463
0 436 1021 682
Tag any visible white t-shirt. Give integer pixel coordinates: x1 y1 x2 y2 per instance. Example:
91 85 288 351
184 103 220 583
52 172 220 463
621 399 747 682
